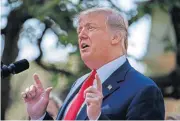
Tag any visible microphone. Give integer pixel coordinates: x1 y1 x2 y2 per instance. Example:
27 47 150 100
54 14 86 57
1 59 30 79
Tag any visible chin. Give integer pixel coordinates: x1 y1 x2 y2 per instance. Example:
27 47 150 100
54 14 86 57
82 57 99 70
81 55 90 63
81 52 91 61
84 62 96 70
81 56 91 68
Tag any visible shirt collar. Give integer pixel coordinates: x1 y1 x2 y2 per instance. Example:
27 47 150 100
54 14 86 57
96 55 126 84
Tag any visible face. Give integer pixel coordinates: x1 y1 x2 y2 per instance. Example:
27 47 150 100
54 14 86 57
77 13 113 69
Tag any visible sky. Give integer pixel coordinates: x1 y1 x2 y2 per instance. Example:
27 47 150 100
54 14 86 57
0 0 151 73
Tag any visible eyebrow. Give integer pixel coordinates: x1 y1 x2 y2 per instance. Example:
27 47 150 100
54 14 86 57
86 23 97 26
77 23 98 32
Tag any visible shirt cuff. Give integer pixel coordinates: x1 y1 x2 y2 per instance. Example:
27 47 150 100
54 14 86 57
31 112 46 120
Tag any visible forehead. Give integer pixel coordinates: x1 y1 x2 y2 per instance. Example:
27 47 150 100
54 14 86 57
78 13 107 26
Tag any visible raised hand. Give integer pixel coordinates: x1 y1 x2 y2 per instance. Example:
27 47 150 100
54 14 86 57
21 74 52 120
84 74 103 120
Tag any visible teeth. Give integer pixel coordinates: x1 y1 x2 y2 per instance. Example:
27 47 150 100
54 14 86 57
81 43 89 49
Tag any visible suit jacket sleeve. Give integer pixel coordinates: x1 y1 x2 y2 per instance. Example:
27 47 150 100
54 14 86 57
98 85 165 120
43 112 54 120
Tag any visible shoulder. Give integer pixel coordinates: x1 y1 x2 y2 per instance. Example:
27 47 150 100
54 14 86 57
121 65 161 99
125 66 158 88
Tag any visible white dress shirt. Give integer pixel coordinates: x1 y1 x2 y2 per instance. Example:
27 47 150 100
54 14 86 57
37 55 126 120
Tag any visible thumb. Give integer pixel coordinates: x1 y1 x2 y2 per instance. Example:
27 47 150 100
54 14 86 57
45 87 53 98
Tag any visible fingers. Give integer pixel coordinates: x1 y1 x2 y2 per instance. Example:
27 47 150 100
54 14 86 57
84 85 103 106
84 74 103 107
85 92 103 106
21 85 37 100
33 74 43 89
95 74 102 92
86 93 97 98
85 97 97 106
85 92 103 100
45 87 53 98
29 85 36 97
21 92 27 98
25 87 31 98
21 74 53 104
84 86 99 98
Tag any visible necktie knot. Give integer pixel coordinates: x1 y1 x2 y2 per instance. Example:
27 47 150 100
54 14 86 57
80 70 97 92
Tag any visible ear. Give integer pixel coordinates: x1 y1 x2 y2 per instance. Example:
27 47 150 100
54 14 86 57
111 32 122 45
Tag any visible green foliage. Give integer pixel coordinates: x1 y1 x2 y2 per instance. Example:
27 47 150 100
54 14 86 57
51 73 59 88
4 0 180 99
60 30 78 45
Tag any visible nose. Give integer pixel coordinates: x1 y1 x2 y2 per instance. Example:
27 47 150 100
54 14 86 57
78 28 88 41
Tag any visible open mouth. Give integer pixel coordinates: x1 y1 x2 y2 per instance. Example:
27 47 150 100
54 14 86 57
81 43 90 49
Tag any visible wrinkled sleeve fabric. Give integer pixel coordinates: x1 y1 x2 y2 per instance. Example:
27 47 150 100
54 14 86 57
126 85 165 120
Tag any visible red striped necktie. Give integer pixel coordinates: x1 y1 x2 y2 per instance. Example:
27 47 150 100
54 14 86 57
64 70 97 120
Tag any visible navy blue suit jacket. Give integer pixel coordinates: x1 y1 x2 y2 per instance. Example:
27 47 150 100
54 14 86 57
45 60 165 120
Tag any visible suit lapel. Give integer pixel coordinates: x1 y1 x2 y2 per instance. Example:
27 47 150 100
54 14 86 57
76 104 87 120
102 60 131 98
76 60 132 120
68 73 90 100
56 74 89 120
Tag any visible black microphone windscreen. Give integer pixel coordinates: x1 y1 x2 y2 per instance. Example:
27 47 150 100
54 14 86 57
13 59 29 73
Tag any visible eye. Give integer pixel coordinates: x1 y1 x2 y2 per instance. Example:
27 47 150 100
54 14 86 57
87 26 95 31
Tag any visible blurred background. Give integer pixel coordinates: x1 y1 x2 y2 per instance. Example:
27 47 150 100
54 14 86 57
1 0 180 120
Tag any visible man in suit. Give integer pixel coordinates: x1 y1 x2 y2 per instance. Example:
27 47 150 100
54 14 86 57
22 8 165 120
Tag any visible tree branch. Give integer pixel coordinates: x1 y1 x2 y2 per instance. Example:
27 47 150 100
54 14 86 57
35 24 74 77
1 28 6 35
